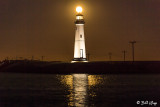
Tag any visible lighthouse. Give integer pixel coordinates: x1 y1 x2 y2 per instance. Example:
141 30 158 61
72 6 87 62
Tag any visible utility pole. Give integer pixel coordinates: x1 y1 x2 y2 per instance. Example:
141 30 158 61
129 41 136 62
122 50 127 61
87 53 90 61
41 56 44 61
32 56 34 61
108 52 112 61
6 57 9 60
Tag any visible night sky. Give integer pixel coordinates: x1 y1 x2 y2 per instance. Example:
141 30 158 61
0 0 160 61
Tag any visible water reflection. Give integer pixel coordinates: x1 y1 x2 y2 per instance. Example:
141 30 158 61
58 74 102 107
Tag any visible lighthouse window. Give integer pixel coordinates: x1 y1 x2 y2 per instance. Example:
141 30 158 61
80 34 82 38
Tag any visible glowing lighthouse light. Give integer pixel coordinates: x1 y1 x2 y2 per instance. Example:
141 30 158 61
76 6 83 13
72 6 87 62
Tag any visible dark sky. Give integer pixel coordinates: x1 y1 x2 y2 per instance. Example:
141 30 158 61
0 0 160 61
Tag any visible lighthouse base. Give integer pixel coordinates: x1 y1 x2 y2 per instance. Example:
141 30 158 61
71 58 88 63
73 58 87 61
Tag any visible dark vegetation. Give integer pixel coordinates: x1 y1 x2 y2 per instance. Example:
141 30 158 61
0 60 160 74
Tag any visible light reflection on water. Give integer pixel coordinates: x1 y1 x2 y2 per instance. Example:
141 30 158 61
0 73 160 106
58 74 103 107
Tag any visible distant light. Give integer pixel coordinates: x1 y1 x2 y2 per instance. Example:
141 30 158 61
76 6 83 13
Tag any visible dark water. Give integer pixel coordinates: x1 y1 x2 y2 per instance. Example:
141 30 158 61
0 73 159 107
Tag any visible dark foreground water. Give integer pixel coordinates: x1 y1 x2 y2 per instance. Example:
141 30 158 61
0 73 159 107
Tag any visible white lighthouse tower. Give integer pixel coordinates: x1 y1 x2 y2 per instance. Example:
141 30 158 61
72 6 87 62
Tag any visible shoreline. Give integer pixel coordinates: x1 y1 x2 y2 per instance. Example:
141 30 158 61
0 60 160 74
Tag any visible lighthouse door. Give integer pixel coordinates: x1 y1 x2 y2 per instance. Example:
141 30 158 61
80 49 83 58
